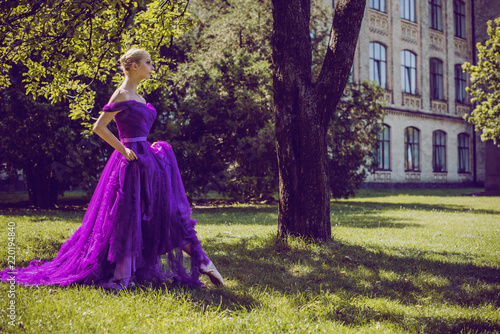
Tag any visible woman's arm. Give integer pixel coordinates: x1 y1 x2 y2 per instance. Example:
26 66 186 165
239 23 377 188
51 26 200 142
92 111 138 161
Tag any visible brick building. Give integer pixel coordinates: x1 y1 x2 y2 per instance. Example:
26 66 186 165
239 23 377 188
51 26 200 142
324 0 500 187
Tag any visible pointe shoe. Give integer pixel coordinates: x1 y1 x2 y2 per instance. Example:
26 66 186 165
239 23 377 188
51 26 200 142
200 261 225 286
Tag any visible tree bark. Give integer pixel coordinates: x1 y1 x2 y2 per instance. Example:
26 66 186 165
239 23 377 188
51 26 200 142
272 0 366 241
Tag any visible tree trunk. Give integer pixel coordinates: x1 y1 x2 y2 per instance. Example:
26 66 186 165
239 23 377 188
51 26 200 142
272 0 366 241
25 161 59 208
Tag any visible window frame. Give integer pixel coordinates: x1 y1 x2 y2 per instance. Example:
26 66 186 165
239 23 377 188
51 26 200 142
370 0 386 12
455 64 467 104
375 124 391 171
401 50 417 95
404 127 420 171
430 58 444 100
369 42 387 89
454 0 466 38
458 133 470 173
401 0 416 22
433 130 447 172
429 0 443 31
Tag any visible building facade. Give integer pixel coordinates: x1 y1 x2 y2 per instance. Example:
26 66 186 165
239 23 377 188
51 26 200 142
335 0 488 187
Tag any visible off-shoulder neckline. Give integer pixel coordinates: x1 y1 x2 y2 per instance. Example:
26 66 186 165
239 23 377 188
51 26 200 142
107 99 149 106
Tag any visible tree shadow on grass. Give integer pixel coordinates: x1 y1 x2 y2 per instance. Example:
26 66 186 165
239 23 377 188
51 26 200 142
333 215 422 229
335 200 500 215
198 236 500 332
2 236 262 313
192 206 278 226
3 198 496 231
191 200 500 228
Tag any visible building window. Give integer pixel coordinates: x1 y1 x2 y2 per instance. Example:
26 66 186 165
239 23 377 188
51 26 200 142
433 130 447 172
429 0 443 31
454 0 466 38
370 0 386 12
458 133 470 172
401 50 417 94
455 64 467 104
369 42 387 89
375 124 390 170
348 65 354 83
401 0 416 22
430 58 444 100
405 127 420 171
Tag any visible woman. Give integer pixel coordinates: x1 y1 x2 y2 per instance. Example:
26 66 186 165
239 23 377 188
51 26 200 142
0 48 224 289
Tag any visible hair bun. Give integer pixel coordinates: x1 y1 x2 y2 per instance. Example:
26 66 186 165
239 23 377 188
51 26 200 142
118 48 148 72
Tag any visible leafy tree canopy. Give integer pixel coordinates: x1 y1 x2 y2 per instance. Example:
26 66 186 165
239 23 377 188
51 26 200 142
463 17 500 145
0 64 109 207
157 0 277 201
0 0 191 130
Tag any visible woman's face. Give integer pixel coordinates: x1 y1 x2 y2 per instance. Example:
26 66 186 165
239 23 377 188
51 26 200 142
134 53 154 79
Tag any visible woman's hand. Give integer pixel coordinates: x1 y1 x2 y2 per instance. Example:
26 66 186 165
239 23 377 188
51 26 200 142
123 148 138 161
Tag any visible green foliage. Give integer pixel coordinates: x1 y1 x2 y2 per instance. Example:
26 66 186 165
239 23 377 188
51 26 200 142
463 17 500 145
328 81 385 199
162 0 276 201
0 65 109 206
0 0 191 127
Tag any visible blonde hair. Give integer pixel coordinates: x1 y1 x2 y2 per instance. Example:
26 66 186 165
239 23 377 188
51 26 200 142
119 48 149 72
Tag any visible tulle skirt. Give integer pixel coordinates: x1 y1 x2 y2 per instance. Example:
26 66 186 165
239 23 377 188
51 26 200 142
0 140 208 288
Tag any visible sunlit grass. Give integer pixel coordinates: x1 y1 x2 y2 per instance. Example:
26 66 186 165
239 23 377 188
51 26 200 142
0 188 499 333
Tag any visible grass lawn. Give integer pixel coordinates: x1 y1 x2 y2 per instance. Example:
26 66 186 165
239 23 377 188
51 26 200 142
0 188 499 333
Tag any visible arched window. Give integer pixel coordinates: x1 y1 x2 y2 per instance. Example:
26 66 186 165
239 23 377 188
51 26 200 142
375 124 390 170
370 0 386 12
433 130 447 172
405 127 420 171
369 42 387 89
401 50 417 94
401 0 416 22
429 0 443 31
455 64 467 104
430 58 444 100
458 133 470 172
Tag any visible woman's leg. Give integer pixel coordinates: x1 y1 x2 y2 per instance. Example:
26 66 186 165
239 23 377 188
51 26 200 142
182 242 208 265
98 255 136 290
182 242 224 286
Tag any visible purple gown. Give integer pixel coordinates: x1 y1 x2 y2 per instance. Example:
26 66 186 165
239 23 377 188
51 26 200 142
0 100 209 288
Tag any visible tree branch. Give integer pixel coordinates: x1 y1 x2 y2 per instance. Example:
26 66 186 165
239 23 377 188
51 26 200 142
315 0 366 123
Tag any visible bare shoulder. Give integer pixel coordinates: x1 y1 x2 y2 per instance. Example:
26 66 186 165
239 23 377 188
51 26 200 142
108 88 132 104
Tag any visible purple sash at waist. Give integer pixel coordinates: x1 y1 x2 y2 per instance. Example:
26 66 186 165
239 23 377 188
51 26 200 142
122 136 147 143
